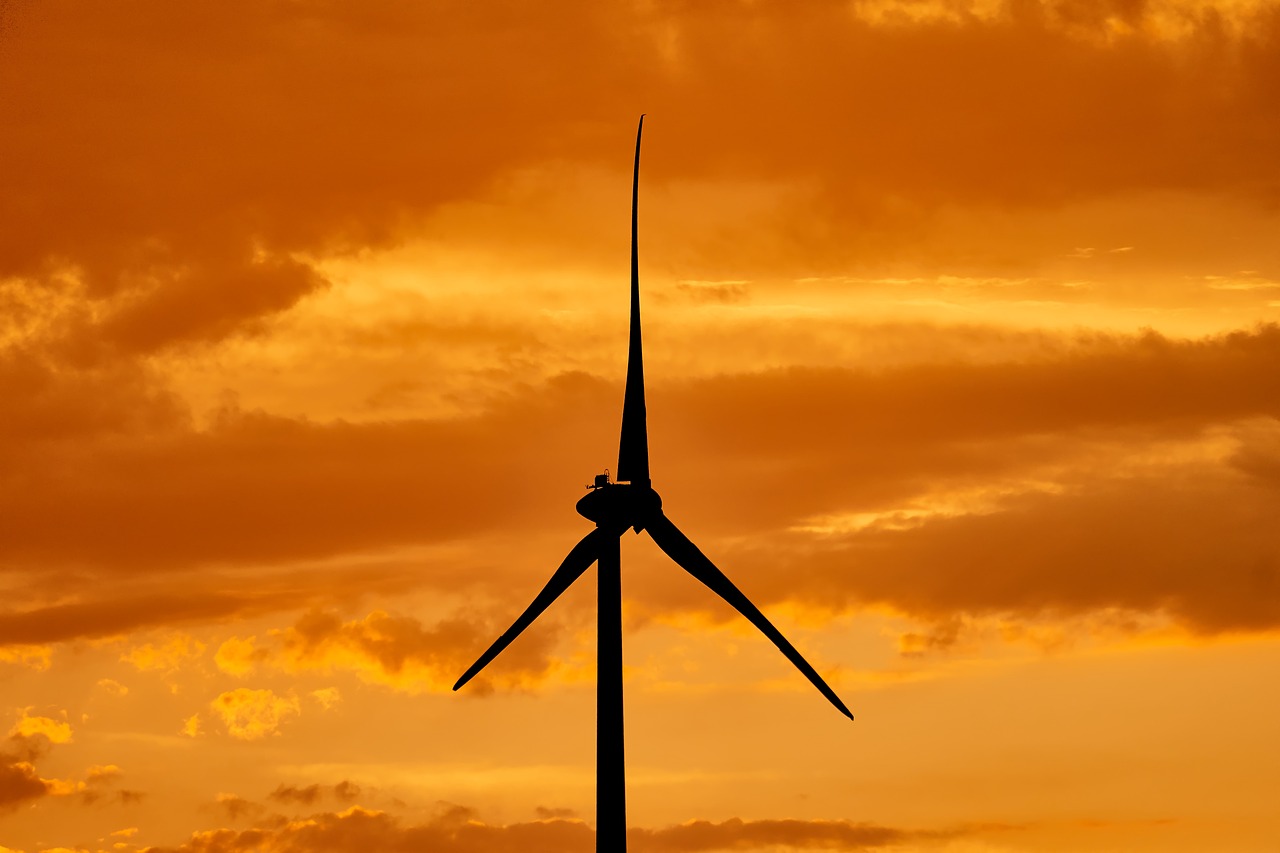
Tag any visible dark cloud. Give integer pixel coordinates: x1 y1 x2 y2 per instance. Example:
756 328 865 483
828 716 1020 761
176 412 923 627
0 0 638 353
0 759 49 812
534 805 578 820
4 0 1280 348
213 794 265 822
0 735 138 813
140 806 984 853
630 816 954 851
145 805 594 853
77 764 124 806
6 327 1278 574
709 465 1280 634
267 783 323 806
651 325 1280 533
0 593 260 645
333 781 361 803
0 565 425 644
0 349 186 450
95 253 330 355
0 373 609 576
1231 428 1280 488
2 327 1279 646
267 781 363 807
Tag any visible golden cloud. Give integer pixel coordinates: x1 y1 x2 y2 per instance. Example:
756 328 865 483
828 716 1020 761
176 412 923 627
213 637 267 678
220 609 572 695
309 688 342 711
209 689 300 741
95 679 129 698
7 711 72 744
121 635 206 673
0 646 52 672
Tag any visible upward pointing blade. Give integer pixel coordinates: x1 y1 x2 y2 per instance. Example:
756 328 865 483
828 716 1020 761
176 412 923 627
645 512 854 720
453 528 607 691
617 115 650 486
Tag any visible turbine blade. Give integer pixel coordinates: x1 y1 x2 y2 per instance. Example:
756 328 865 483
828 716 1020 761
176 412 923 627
617 114 650 486
453 528 606 691
645 512 854 720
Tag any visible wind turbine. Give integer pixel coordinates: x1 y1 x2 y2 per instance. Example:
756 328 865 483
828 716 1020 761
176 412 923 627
453 116 853 852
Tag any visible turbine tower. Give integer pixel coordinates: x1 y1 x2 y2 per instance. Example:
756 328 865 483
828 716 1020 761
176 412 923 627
454 116 853 852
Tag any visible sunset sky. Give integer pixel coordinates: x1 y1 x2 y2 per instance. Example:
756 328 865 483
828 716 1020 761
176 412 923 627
2 0 1279 851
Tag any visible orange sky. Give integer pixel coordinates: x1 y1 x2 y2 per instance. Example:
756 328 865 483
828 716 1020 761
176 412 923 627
2 0 1279 851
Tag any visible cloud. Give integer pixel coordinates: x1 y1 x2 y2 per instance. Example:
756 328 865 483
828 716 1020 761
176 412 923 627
222 609 570 695
1 326 1278 649
308 688 342 711
0 381 597 576
0 759 49 812
212 793 263 823
534 806 578 820
213 638 268 677
267 781 361 807
0 595 265 646
95 253 331 355
4 327 1277 575
209 689 300 741
96 679 129 697
134 805 997 852
0 585 356 647
630 816 963 850
121 635 206 672
0 344 187 451
0 728 125 813
85 765 122 785
684 442 1280 639
786 465 1280 634
78 764 127 806
7 711 72 744
181 715 202 739
617 330 1280 637
3 0 1280 360
0 646 52 671
266 784 322 806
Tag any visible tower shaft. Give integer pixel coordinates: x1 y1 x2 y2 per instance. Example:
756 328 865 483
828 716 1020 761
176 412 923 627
596 530 626 850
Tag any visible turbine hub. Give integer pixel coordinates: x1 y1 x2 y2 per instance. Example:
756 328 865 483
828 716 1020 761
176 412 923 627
576 476 662 531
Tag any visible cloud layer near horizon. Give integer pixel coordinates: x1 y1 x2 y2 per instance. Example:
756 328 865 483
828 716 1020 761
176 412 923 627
139 804 982 853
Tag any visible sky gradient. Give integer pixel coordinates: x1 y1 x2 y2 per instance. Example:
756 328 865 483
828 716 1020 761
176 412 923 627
2 1 1279 851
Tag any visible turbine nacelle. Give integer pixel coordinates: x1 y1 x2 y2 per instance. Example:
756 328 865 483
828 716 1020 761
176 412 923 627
577 475 662 531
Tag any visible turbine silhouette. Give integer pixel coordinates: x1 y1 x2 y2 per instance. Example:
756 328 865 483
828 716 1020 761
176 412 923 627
453 116 853 852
